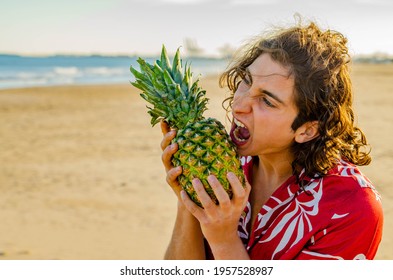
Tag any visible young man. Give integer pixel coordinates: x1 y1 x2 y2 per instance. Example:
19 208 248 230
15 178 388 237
160 21 383 260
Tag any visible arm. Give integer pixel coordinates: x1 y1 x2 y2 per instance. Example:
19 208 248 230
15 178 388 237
180 173 251 260
164 202 206 259
160 121 206 259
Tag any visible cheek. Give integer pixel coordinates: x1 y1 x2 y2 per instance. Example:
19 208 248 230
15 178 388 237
254 113 296 142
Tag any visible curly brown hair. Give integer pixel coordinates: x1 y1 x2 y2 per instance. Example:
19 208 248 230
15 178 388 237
220 20 371 179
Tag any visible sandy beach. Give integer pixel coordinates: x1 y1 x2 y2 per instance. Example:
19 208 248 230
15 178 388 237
0 64 392 260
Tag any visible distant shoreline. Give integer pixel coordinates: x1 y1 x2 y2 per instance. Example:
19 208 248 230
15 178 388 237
1 53 392 63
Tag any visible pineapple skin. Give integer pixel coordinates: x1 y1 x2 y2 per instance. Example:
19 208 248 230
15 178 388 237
130 45 245 207
172 117 245 207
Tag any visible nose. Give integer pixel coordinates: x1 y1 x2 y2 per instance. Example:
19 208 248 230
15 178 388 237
232 90 252 114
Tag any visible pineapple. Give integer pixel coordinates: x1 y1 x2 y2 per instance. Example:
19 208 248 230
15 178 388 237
130 45 245 207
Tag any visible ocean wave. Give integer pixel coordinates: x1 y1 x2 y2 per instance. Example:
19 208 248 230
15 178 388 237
0 67 131 89
53 67 81 76
85 67 128 76
0 78 49 88
0 56 227 89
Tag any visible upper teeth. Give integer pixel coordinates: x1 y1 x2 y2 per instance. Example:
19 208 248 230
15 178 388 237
234 118 245 128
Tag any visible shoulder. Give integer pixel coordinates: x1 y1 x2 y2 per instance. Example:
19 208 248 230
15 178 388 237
300 159 383 228
322 160 382 204
314 159 383 227
299 161 383 259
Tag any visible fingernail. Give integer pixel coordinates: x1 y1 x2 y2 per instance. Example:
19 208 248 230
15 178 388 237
207 174 216 183
192 178 200 185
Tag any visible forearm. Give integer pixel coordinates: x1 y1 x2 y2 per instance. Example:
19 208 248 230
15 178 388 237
209 236 250 260
164 202 206 260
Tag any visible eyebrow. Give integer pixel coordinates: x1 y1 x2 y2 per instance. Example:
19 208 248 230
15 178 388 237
245 67 287 105
260 89 285 104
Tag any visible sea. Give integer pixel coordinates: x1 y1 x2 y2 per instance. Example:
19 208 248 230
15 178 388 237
0 54 230 89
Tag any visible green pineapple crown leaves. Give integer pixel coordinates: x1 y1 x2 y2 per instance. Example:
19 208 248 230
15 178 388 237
130 45 209 130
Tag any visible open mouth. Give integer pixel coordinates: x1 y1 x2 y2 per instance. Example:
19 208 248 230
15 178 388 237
230 118 250 146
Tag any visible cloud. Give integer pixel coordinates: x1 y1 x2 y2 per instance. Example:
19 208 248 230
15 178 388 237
152 0 212 4
230 0 277 5
352 0 393 5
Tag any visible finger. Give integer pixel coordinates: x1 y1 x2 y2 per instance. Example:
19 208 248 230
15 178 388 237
166 166 182 187
160 130 177 151
192 178 216 212
180 190 205 221
161 143 178 171
166 166 183 196
207 175 230 208
227 172 250 203
160 120 170 135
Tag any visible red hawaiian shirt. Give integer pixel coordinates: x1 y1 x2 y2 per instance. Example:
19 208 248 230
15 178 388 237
238 156 383 260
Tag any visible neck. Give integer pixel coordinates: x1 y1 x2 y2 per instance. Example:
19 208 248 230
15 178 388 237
247 153 294 222
254 152 294 189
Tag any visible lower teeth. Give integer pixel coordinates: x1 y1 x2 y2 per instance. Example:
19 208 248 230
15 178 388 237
234 128 247 142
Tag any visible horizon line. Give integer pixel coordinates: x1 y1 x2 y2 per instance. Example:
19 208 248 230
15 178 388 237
1 51 393 60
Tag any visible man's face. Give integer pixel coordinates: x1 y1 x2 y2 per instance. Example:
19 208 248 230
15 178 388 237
230 53 299 159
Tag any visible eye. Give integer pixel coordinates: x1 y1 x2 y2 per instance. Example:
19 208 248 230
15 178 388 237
260 96 275 108
237 73 252 92
237 69 252 88
243 74 252 86
237 79 250 92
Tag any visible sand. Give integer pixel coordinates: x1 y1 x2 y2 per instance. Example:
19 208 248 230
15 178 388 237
0 64 392 260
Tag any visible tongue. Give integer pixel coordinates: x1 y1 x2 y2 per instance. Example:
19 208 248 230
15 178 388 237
238 127 250 140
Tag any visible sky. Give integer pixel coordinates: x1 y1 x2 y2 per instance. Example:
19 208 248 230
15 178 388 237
1 0 393 57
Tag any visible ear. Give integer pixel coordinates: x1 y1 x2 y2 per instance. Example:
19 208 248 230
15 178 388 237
294 121 319 143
